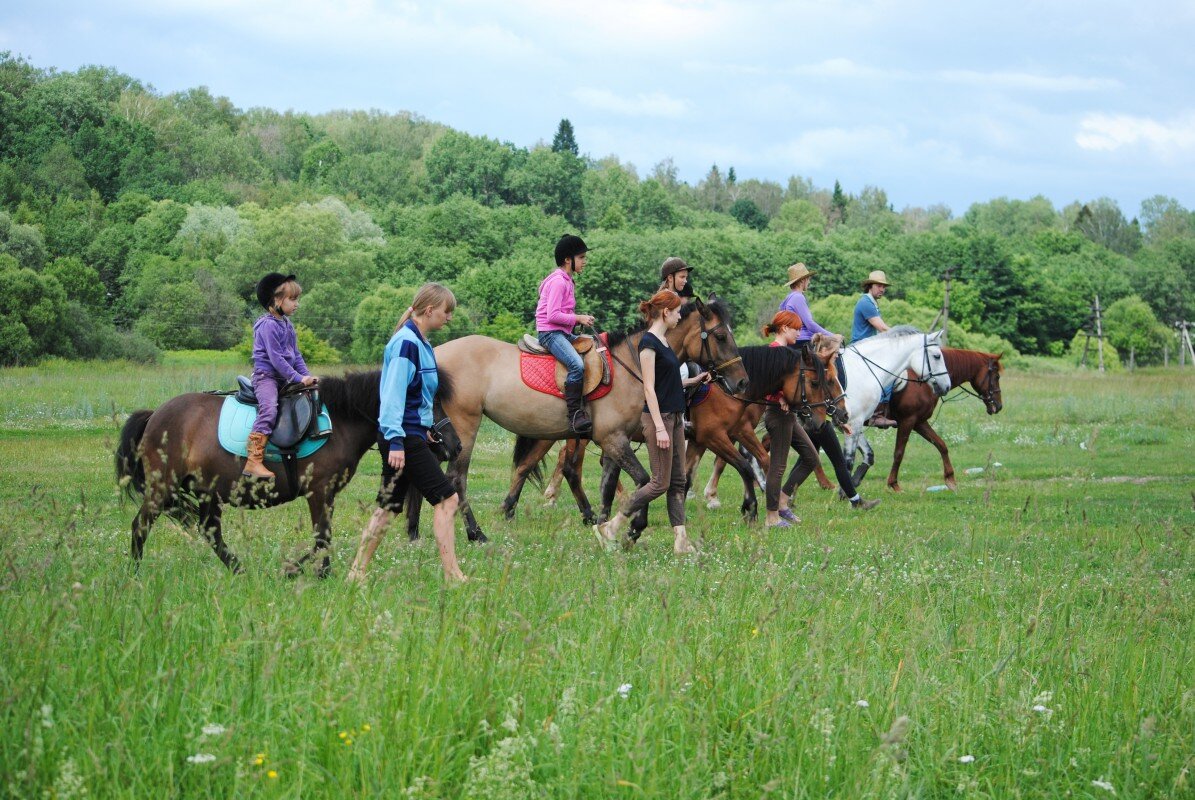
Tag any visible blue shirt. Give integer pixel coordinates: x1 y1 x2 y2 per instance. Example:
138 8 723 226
379 320 439 450
851 293 883 343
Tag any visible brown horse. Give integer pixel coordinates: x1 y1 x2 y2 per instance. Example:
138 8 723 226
509 336 847 531
116 371 404 575
435 296 749 541
886 348 1004 492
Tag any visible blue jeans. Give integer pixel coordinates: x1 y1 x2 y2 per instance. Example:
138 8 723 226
880 384 893 403
538 331 585 385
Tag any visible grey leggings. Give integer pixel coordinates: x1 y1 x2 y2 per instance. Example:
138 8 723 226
620 412 687 526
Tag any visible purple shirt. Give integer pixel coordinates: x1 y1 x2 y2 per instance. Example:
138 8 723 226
536 268 578 332
780 290 831 342
252 314 310 384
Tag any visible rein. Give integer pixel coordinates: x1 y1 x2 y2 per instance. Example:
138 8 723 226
848 335 948 390
587 309 741 393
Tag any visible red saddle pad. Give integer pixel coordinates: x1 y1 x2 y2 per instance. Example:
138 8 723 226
519 334 614 400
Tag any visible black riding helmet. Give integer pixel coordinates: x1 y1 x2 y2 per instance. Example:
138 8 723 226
554 234 591 266
256 272 296 309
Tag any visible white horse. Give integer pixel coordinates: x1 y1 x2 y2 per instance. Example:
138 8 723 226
840 326 951 487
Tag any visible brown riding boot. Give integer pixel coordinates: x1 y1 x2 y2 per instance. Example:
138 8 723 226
564 380 593 436
242 432 274 480
866 401 898 429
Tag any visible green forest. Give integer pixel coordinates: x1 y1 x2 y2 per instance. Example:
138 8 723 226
1 53 1192 368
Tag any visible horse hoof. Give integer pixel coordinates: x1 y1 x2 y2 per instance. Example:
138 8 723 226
946 480 958 491
889 483 902 493
468 530 489 544
705 497 722 510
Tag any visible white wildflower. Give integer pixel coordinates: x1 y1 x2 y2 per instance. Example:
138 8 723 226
958 754 975 763
50 758 87 799
1091 777 1116 794
41 704 54 729
186 753 217 764
855 699 870 708
1032 705 1049 713
617 683 632 699
201 723 226 737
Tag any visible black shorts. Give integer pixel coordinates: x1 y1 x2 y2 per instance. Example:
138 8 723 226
375 434 457 513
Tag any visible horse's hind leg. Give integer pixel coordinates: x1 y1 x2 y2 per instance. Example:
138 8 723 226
198 497 242 574
406 483 423 541
851 434 874 488
704 456 726 510
130 498 161 565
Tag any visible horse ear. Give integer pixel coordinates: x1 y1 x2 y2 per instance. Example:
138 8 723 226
694 297 708 316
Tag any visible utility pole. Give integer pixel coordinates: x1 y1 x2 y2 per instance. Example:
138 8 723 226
1094 294 1105 373
1080 294 1106 372
929 265 956 342
1177 321 1195 367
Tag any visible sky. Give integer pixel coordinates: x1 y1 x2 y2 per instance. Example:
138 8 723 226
3 0 1194 216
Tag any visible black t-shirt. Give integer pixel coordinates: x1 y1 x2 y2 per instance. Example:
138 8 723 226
639 332 685 414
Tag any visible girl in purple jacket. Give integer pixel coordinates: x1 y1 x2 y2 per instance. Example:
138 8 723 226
243 272 318 480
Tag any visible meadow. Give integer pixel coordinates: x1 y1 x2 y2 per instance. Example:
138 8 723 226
0 359 1192 799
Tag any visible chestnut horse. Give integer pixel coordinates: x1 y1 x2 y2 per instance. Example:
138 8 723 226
116 371 407 576
434 296 748 542
506 336 847 532
886 348 1004 491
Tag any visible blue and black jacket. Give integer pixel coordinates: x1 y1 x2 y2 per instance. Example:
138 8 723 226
379 320 439 451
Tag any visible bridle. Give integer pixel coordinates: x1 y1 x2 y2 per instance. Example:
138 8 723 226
792 348 846 424
694 312 743 394
947 357 1002 411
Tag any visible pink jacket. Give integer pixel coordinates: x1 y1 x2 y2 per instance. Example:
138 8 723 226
535 268 578 332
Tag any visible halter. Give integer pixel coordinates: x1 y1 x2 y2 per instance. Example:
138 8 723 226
943 357 1001 410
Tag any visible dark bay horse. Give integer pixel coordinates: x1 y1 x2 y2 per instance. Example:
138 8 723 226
434 296 749 542
115 371 409 575
508 336 846 534
886 348 1004 491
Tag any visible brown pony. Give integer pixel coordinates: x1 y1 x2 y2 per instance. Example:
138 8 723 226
506 336 846 533
115 371 400 576
434 296 748 541
887 348 1003 491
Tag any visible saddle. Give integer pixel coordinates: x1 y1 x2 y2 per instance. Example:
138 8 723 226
518 334 612 398
233 376 331 449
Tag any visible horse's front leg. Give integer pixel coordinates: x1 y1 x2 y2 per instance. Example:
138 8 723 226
447 414 488 543
597 454 620 524
887 419 917 492
604 436 650 540
704 456 726 509
851 432 874 488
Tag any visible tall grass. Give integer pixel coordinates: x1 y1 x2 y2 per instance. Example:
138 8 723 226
1 360 1192 798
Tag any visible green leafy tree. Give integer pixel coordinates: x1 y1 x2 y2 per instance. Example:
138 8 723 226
1069 198 1141 256
425 131 517 206
729 198 768 231
0 209 48 269
297 280 363 351
1102 295 1171 365
477 311 526 343
0 254 69 364
299 139 343 186
631 180 676 230
770 200 825 237
45 256 105 311
351 284 413 363
830 180 848 226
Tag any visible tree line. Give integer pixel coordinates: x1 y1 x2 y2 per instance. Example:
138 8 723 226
1 53 1192 368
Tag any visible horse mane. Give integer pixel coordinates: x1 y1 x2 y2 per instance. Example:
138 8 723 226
318 371 382 423
876 324 925 338
740 345 800 401
943 348 1003 376
606 296 734 349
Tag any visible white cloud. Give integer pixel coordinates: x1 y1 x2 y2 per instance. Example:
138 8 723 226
939 70 1120 92
1075 112 1195 153
572 88 689 118
791 58 886 79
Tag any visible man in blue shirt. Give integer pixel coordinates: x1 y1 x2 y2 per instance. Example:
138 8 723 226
852 270 897 428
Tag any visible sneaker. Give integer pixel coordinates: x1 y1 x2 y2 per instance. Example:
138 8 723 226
768 518 793 529
851 498 881 511
779 508 800 524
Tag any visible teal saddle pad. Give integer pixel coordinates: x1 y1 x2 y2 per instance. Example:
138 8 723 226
217 395 332 462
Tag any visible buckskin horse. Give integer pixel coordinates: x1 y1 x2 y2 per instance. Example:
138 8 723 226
505 334 847 533
885 347 1004 492
116 371 413 576
433 296 749 542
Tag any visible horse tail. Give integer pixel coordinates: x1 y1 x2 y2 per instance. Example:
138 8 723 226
116 409 154 500
513 435 546 488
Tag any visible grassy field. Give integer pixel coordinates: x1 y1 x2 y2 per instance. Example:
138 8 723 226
1 359 1192 799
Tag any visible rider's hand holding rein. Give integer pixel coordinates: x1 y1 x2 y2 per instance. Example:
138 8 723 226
301 375 318 387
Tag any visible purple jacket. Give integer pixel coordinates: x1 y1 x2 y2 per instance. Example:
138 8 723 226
252 314 310 383
536 268 578 332
780 290 831 342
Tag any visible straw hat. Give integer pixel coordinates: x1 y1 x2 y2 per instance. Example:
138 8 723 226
861 270 892 289
784 262 816 287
